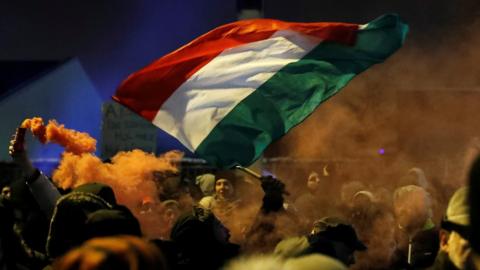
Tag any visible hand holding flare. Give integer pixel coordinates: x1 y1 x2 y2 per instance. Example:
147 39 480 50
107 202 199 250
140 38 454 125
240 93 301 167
9 127 36 178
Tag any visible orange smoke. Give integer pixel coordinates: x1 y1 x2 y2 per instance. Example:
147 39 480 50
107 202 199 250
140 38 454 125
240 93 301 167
21 117 96 154
21 117 47 143
21 117 187 238
52 149 184 239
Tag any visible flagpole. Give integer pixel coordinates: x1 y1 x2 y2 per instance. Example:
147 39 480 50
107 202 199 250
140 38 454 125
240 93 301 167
234 165 261 179
235 165 290 196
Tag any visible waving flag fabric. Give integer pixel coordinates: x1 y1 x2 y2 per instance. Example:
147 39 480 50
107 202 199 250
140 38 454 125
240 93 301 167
113 14 408 168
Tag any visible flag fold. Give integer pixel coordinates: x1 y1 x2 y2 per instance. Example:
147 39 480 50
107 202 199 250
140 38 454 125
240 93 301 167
113 14 408 168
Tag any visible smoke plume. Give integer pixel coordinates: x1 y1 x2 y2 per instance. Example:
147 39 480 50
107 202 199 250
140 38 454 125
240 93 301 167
52 149 183 238
21 117 96 154
21 117 185 238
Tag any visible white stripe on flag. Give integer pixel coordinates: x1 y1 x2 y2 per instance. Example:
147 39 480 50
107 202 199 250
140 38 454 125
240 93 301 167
152 30 321 151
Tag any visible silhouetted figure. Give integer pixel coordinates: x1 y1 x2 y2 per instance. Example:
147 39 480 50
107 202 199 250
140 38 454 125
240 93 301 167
392 184 439 269
294 171 329 229
46 183 142 259
170 206 240 270
274 216 366 267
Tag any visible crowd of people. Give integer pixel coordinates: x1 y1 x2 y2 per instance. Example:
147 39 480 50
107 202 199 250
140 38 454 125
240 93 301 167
0 127 479 270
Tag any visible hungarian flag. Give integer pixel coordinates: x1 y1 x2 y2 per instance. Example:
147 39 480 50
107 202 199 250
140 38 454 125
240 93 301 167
113 14 408 168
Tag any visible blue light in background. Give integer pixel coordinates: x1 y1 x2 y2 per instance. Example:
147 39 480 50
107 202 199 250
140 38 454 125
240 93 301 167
0 59 102 161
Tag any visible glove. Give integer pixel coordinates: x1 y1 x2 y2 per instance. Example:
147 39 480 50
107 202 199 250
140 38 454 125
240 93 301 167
9 128 37 180
260 175 286 213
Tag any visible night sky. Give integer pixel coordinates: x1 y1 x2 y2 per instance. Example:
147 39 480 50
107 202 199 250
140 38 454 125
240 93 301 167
1 0 480 167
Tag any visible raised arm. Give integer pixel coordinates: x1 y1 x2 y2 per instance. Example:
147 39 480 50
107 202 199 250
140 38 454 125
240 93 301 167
9 127 61 219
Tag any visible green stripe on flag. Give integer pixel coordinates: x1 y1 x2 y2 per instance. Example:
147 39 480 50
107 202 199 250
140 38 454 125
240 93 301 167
196 14 408 168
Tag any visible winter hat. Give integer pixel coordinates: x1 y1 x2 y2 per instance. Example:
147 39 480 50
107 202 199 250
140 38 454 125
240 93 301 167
445 186 470 226
195 173 216 196
46 183 141 258
440 186 470 240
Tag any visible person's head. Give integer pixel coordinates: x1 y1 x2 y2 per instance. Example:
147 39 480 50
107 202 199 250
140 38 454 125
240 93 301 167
306 171 321 192
170 206 238 269
309 217 366 266
212 170 237 200
352 191 374 209
340 181 366 208
47 183 142 258
393 185 432 234
215 178 234 199
439 186 471 270
153 170 182 200
1 185 11 201
72 182 117 205
52 235 168 270
401 167 428 188
349 190 376 221
162 199 180 226
171 206 231 247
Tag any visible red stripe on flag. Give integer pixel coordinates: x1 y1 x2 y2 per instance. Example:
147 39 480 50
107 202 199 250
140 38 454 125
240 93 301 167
113 19 358 121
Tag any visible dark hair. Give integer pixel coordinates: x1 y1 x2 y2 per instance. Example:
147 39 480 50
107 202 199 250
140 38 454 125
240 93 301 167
214 170 237 183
